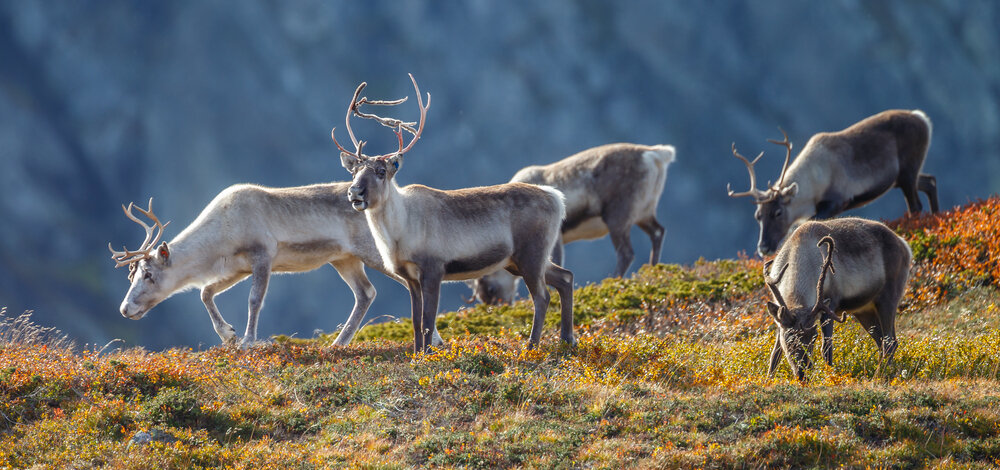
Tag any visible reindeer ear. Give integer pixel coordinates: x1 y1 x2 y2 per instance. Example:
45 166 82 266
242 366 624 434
385 154 403 177
340 152 362 173
766 302 782 321
157 241 170 264
780 182 798 200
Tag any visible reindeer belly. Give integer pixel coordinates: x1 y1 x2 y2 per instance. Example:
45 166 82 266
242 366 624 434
443 244 512 281
272 240 343 272
562 217 609 243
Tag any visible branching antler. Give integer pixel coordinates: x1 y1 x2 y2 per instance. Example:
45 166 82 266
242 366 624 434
108 198 170 270
728 127 795 203
813 236 841 320
727 143 772 201
330 73 431 161
764 260 790 310
767 127 794 190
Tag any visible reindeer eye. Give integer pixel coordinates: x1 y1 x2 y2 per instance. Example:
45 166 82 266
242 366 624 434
773 208 783 218
376 168 386 179
143 271 154 283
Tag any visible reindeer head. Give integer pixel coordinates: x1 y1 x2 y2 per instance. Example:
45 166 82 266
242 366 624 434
728 129 799 256
765 236 836 381
468 269 519 305
333 74 430 213
108 198 174 320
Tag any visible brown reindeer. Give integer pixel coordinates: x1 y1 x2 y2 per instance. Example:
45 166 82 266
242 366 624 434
764 217 912 380
332 74 575 353
468 143 675 305
730 109 938 256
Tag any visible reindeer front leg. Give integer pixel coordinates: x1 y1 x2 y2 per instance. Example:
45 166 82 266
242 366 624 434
405 278 424 354
200 275 245 345
821 317 835 366
419 269 444 353
767 334 782 377
242 253 273 348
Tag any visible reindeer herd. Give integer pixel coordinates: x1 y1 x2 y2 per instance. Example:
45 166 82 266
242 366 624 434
109 74 938 380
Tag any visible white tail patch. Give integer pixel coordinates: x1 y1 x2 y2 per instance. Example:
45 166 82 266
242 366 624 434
536 185 567 222
643 144 676 169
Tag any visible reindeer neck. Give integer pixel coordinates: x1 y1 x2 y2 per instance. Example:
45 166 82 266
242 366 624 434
364 180 412 270
160 227 229 290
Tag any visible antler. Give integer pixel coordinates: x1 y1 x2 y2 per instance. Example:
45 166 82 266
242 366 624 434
763 260 790 310
330 73 431 161
107 198 170 268
727 143 773 201
728 127 796 203
813 236 842 320
767 127 794 190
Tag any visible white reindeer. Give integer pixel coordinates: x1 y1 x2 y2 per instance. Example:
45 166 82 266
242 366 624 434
332 74 575 353
469 143 675 305
108 191 443 347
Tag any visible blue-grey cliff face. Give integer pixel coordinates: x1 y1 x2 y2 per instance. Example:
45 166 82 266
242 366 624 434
1 1 997 348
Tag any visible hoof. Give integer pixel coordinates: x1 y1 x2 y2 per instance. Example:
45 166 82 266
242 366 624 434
430 329 445 347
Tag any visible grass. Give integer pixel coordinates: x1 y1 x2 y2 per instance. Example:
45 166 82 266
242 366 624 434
2 197 1000 468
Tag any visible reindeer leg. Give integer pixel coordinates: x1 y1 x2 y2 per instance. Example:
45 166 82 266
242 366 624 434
405 278 423 354
544 262 575 345
821 317 835 366
241 253 273 348
874 281 904 366
550 241 565 267
200 274 247 345
918 174 939 213
853 311 884 361
329 258 376 346
897 178 923 214
767 334 782 377
637 216 665 267
419 269 444 353
607 227 635 278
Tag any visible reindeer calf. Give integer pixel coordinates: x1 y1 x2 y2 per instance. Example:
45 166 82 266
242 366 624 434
470 143 675 305
763 217 911 380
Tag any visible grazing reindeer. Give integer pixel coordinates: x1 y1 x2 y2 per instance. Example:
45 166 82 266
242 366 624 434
469 143 676 305
729 109 938 256
108 193 443 348
333 74 575 353
763 217 911 380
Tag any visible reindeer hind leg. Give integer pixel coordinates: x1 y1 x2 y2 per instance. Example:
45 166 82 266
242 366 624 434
637 216 665 267
329 258 376 346
544 262 575 345
918 174 939 213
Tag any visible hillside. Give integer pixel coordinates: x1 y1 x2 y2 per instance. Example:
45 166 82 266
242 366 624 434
2 198 999 468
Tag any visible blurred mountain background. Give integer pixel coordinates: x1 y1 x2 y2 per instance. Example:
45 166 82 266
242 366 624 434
1 0 997 349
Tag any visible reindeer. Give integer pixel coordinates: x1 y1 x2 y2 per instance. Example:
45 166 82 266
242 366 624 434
332 74 575 353
468 143 676 305
729 109 938 256
108 191 444 348
763 217 911 380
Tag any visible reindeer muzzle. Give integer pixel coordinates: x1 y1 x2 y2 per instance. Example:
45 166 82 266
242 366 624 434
348 186 368 211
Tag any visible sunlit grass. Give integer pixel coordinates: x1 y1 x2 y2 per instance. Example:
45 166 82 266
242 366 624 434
2 197 1000 468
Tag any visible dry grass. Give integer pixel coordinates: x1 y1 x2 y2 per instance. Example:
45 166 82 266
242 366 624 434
2 197 1000 468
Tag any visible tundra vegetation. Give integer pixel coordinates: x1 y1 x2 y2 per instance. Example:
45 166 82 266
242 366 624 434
2 198 999 468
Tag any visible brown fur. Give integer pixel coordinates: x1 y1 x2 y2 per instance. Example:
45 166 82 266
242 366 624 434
739 109 938 256
765 217 912 380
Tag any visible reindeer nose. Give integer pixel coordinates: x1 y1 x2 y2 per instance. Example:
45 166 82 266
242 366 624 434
348 185 365 200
